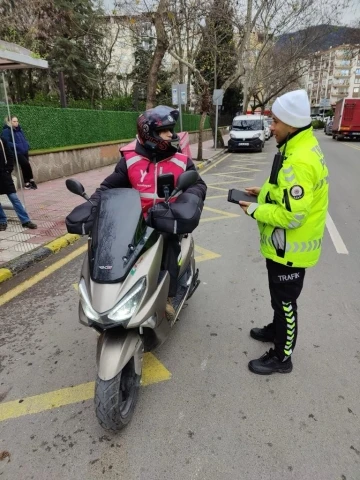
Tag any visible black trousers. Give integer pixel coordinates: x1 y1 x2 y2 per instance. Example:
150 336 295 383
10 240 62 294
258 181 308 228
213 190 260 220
17 153 34 184
161 233 181 297
266 259 305 360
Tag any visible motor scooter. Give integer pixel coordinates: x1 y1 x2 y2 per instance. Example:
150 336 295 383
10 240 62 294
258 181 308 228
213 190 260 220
66 170 200 431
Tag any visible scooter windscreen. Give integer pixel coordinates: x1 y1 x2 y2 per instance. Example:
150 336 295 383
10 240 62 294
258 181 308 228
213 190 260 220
90 189 146 283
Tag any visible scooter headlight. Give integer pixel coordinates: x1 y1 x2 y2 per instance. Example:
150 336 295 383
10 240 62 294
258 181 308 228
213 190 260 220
108 277 147 322
78 278 101 321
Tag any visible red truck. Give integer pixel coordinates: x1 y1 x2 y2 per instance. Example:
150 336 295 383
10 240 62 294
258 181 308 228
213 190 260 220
332 98 360 141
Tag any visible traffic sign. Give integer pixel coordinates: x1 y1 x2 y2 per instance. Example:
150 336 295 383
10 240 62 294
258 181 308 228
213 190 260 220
213 89 224 106
172 84 187 105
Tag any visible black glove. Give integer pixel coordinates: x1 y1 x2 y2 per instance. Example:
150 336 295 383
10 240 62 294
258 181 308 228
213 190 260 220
146 192 203 234
66 201 98 235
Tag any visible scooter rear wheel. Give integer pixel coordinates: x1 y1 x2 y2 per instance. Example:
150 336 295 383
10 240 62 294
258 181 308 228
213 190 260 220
94 357 140 431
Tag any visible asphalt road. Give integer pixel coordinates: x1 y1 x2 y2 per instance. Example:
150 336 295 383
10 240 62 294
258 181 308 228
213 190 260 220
0 132 359 480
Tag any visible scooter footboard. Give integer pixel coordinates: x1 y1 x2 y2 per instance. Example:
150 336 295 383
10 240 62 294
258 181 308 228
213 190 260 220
96 329 143 381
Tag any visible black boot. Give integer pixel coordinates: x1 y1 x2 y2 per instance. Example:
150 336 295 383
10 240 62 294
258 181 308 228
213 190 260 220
248 349 293 375
250 326 275 342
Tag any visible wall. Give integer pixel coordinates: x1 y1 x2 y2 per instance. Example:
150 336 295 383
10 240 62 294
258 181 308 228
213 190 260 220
27 128 224 183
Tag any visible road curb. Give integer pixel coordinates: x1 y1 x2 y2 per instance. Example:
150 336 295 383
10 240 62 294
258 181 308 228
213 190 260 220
196 148 227 170
0 233 80 285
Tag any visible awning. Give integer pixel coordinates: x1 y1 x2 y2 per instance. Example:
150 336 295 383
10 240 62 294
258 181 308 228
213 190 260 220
0 40 48 71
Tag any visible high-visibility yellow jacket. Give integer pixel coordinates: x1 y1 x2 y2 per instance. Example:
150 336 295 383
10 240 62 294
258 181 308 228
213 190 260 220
247 127 329 268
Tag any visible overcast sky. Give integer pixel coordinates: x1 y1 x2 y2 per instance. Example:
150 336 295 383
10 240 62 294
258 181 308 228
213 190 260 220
102 0 360 26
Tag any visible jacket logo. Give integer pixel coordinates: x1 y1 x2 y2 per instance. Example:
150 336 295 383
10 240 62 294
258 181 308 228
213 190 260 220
140 169 147 182
290 185 304 200
278 273 300 281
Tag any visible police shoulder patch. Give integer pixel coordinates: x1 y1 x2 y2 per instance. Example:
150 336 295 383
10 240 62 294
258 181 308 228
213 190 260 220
290 185 304 200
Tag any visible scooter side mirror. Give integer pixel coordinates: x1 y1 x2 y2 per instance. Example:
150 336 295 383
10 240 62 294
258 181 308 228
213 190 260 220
173 170 199 195
66 179 85 197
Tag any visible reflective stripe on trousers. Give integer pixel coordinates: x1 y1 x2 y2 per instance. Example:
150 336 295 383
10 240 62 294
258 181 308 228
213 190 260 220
282 301 295 357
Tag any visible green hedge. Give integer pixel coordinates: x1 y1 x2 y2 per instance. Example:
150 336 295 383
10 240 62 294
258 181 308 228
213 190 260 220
0 105 210 151
312 120 325 129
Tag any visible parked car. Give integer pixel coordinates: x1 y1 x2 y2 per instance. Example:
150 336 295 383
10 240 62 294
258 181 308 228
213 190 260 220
264 117 274 137
325 121 333 135
227 115 266 153
264 120 271 140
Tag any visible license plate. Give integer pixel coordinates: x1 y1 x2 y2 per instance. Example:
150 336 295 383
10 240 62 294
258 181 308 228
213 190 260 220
238 142 249 146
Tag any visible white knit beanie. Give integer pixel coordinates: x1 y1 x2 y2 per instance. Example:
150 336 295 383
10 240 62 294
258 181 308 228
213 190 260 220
272 90 311 128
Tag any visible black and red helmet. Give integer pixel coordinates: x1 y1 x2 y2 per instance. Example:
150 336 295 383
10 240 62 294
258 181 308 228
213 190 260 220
137 105 180 153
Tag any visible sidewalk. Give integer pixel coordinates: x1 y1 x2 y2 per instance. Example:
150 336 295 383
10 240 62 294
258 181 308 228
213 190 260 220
0 136 228 272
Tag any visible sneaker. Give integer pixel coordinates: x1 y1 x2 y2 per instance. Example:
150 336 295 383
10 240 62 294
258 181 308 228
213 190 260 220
22 221 37 229
250 326 275 342
165 297 176 323
248 349 293 375
30 180 38 190
0 223 7 231
24 183 32 190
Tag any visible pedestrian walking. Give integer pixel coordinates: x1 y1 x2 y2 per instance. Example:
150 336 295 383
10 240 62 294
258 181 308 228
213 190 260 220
2 116 37 190
0 137 37 230
239 89 329 374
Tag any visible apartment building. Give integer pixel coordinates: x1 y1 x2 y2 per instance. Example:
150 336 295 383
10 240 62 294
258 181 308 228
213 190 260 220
302 45 360 113
104 14 183 98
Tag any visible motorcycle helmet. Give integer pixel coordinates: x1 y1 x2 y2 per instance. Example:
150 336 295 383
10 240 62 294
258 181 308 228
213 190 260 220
137 105 180 153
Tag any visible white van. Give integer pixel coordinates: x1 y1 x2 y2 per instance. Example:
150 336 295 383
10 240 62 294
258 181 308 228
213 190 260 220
227 115 266 153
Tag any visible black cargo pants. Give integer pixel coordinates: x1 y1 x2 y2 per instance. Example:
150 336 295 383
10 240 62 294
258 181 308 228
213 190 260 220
161 233 181 297
266 259 306 360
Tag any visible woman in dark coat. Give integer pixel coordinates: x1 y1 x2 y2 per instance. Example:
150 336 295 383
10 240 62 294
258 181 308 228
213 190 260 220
2 116 37 190
0 136 37 230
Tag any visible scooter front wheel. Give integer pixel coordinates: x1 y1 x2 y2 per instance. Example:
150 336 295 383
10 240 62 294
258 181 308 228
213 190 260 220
94 357 141 431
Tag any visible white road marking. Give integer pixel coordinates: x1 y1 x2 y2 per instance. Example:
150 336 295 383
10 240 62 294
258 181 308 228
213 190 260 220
326 212 349 254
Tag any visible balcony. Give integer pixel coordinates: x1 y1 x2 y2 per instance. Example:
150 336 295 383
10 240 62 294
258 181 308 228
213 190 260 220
334 61 351 68
335 51 352 59
333 72 350 78
333 81 350 86
333 93 348 98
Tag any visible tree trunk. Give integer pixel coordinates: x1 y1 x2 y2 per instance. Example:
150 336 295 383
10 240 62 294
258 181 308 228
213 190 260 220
28 70 35 99
14 71 24 102
146 0 169 109
197 86 211 161
196 112 207 161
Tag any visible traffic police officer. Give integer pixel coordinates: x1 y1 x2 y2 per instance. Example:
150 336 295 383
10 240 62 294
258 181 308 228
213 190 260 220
240 89 329 374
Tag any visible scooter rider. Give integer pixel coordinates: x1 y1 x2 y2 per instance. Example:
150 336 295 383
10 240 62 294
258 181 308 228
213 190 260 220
89 105 207 321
